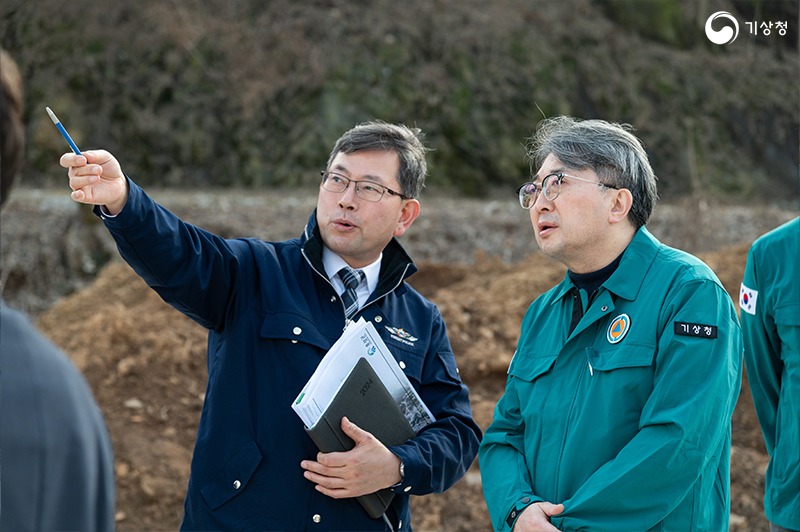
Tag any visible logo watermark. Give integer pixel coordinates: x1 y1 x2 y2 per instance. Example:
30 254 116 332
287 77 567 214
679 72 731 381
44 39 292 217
705 10 790 45
705 11 739 44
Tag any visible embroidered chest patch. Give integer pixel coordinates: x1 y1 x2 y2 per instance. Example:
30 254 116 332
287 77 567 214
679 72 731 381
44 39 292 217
385 326 418 346
607 314 631 344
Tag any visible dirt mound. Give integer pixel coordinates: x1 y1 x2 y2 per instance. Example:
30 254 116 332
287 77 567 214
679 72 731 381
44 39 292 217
37 242 768 531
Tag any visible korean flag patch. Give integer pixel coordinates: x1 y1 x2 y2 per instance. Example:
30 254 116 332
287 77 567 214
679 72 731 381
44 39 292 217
739 283 758 315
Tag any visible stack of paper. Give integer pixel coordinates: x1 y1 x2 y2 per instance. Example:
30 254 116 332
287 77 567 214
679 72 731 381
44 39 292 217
292 318 434 432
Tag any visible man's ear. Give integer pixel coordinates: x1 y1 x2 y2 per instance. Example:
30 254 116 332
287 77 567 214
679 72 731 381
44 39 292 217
394 199 421 237
608 188 633 225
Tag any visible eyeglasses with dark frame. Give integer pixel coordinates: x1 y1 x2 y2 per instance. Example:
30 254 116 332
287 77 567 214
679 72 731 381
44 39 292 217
515 172 619 209
320 171 410 202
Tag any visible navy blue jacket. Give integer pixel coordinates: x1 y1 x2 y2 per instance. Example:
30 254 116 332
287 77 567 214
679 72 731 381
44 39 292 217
97 179 481 531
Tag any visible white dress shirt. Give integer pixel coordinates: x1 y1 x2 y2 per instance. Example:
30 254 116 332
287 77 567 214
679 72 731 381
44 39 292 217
322 246 381 311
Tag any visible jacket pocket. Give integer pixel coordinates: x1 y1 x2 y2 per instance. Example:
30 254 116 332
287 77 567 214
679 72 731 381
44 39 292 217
774 303 800 326
391 347 425 387
200 440 262 510
507 351 558 382
260 311 334 350
378 327 428 385
586 343 656 372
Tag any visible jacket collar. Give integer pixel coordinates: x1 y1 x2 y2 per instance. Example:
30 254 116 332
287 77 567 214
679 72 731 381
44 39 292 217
301 210 418 300
552 226 659 303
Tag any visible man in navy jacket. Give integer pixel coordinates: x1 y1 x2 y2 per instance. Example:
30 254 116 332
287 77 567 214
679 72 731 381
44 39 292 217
61 121 481 530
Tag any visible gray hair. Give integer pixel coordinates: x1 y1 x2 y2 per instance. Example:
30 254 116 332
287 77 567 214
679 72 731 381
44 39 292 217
526 116 658 229
326 121 428 199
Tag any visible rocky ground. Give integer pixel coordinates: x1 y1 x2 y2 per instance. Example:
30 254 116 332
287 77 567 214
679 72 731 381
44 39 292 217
1 187 796 530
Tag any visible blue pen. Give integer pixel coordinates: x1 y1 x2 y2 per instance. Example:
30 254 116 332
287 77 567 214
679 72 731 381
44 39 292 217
46 107 82 155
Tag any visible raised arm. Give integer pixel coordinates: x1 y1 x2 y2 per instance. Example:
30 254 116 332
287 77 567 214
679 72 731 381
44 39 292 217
60 149 248 331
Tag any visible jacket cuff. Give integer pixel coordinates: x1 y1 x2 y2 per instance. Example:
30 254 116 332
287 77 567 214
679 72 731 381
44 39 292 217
503 496 538 531
387 445 416 495
93 176 137 226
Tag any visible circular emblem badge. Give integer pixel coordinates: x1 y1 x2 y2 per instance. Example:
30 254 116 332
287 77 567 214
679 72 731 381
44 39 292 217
607 314 631 344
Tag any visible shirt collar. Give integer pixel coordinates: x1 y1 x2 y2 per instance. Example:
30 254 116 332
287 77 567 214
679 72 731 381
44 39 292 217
322 245 382 296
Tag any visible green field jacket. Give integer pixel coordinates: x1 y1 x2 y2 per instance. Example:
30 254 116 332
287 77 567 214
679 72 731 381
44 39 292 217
741 217 800 530
479 227 743 531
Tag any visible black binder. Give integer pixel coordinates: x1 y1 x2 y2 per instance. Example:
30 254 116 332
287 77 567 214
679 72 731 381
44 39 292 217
305 357 415 519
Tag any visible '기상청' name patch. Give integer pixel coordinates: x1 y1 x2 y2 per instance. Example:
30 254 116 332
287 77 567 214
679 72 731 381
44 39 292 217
674 322 717 339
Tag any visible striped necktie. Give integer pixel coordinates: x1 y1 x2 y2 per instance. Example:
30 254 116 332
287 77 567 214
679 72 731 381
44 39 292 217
338 267 365 320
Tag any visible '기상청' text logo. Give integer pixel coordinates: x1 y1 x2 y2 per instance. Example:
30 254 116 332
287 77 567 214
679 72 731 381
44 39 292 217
705 11 739 45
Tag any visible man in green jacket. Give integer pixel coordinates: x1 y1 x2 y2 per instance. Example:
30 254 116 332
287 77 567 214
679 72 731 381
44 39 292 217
479 116 743 531
741 217 800 532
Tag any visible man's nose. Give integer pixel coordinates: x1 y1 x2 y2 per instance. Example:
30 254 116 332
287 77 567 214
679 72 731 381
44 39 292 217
338 182 358 207
533 191 553 211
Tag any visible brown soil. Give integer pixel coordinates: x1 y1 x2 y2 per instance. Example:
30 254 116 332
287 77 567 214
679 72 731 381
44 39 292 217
36 236 771 531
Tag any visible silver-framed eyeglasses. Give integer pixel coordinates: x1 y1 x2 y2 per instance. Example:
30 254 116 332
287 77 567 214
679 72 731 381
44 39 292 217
515 172 619 209
320 171 410 202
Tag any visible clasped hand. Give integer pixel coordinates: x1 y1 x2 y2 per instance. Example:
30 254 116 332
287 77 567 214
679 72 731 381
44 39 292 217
514 501 565 531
